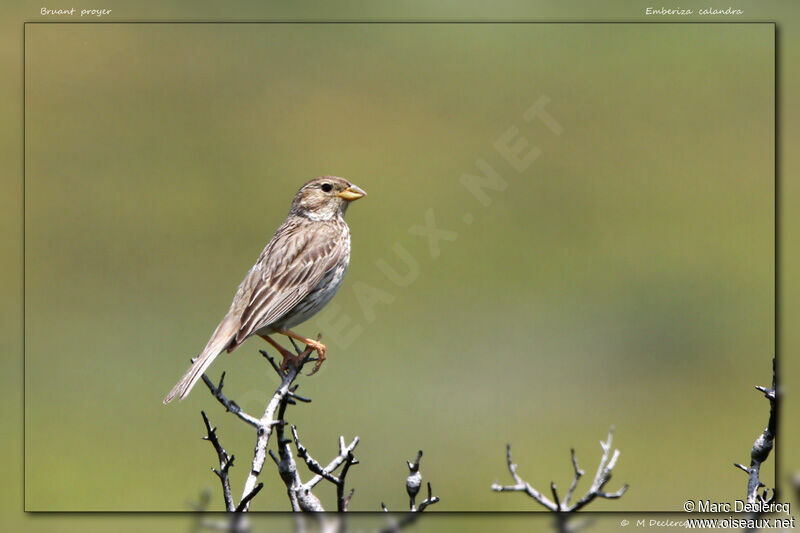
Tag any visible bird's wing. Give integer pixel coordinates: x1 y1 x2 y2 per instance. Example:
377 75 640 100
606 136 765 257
233 219 346 345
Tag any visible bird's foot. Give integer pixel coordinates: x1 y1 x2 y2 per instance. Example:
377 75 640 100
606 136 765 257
305 335 326 375
278 330 327 375
259 334 308 373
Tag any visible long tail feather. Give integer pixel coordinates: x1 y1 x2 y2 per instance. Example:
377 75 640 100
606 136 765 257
163 316 237 404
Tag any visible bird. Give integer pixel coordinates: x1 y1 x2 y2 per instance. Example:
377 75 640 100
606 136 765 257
163 176 366 404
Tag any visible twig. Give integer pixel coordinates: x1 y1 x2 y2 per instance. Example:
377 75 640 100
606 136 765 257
194 340 428 520
734 357 777 505
301 434 360 492
564 448 584 507
237 345 314 510
336 437 359 512
201 372 261 428
379 451 439 532
406 450 423 511
235 483 264 512
416 482 439 512
200 411 235 512
491 443 558 510
569 428 628 511
285 425 360 511
292 426 339 485
271 390 304 511
198 340 314 512
492 427 628 512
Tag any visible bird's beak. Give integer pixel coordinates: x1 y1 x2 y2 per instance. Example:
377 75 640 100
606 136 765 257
338 184 367 201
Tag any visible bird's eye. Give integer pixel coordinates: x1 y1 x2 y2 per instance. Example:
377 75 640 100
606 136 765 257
321 183 333 192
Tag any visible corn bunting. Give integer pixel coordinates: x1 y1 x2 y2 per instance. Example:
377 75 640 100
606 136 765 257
163 176 366 403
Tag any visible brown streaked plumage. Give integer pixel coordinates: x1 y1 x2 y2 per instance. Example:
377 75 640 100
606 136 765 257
163 176 366 403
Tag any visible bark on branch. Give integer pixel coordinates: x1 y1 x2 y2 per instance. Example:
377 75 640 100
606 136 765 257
379 451 440 533
734 357 777 504
197 341 315 511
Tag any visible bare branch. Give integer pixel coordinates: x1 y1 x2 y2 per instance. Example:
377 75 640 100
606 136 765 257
238 345 314 510
379 450 439 532
336 443 358 512
235 483 263 512
293 428 360 511
291 425 339 485
303 435 360 490
406 450 423 510
272 390 303 511
193 341 429 520
196 340 314 512
490 443 558 510
259 349 283 376
201 372 261 428
288 386 312 404
564 448 584 507
416 482 440 512
550 482 562 511
735 357 777 505
570 428 629 511
265 392 360 511
492 428 628 512
200 411 235 512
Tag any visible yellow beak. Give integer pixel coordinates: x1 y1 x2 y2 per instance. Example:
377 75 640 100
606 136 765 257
337 184 367 201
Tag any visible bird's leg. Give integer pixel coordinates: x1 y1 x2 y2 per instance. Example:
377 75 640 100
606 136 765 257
277 330 327 375
258 334 309 372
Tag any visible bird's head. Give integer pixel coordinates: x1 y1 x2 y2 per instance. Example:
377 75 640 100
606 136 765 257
291 176 367 220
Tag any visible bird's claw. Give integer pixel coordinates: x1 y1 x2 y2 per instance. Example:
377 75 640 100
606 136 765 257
307 354 325 376
305 335 326 375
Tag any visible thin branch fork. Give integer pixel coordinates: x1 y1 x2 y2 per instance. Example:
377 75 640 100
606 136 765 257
271 423 359 511
269 393 305 511
197 339 363 513
291 427 360 511
195 340 435 519
200 410 265 515
199 341 315 511
263 381 360 512
201 411 235 512
492 427 628 512
201 372 261 428
379 451 440 533
239 346 314 510
734 357 777 504
301 434 359 492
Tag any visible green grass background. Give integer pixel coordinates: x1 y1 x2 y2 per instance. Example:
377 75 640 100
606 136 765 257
2 0 798 531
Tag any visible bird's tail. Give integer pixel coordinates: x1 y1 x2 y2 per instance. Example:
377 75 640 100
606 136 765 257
163 315 238 404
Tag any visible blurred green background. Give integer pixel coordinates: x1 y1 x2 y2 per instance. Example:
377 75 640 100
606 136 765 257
4 0 799 531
